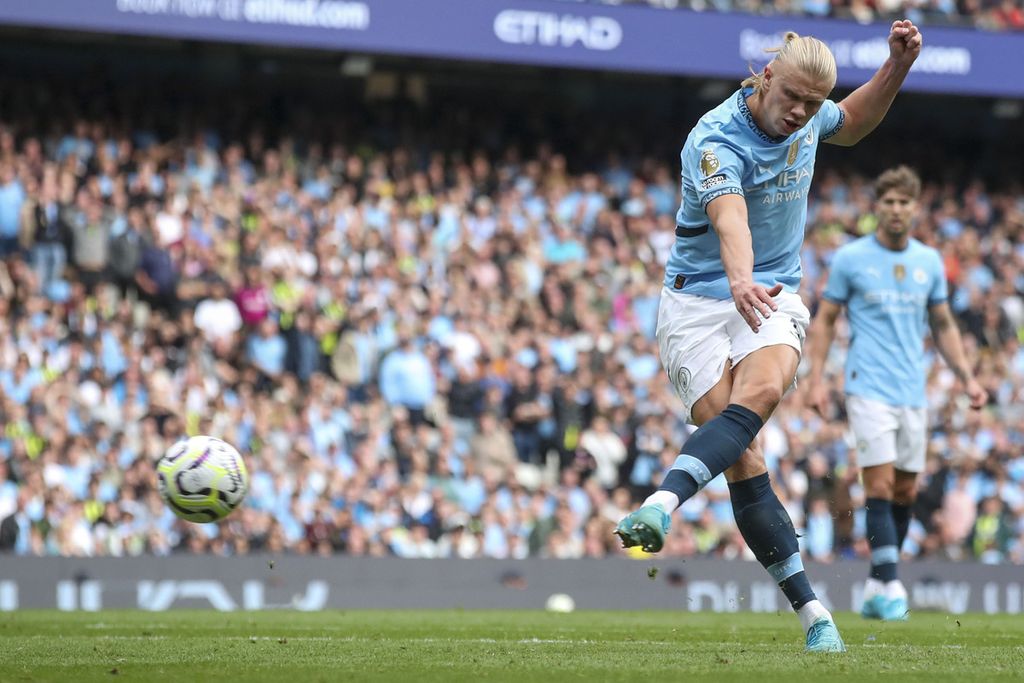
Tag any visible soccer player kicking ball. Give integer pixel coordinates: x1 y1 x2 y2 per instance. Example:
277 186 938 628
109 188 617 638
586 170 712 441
614 21 924 653
805 166 986 621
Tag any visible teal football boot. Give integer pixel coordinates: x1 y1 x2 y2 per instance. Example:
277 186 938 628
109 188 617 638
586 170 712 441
613 505 670 553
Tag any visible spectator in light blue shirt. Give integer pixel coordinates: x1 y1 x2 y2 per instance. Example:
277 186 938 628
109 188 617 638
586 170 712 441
0 355 43 406
804 498 836 561
378 330 436 423
309 403 345 458
802 0 831 16
542 221 586 265
247 318 287 387
0 164 25 256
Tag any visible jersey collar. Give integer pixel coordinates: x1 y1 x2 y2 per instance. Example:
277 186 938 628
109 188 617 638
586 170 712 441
737 88 788 145
872 232 911 252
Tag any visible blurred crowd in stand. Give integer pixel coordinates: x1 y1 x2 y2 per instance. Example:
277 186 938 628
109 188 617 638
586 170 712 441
0 75 1021 565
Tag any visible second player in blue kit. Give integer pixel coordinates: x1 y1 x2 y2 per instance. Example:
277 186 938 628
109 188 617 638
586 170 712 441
806 166 986 621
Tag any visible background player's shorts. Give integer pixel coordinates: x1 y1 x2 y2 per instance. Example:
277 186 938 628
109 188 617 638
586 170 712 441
846 394 927 473
656 286 809 424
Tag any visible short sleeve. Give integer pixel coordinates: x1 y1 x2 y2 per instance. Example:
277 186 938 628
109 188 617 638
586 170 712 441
822 247 851 304
929 251 949 305
683 141 744 211
815 100 845 142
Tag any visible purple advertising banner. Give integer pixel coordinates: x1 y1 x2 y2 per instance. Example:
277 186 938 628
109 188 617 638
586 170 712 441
0 0 1022 97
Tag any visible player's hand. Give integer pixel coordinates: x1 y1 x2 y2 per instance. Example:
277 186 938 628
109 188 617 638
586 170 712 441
730 281 782 333
805 381 831 419
888 20 922 67
964 378 987 410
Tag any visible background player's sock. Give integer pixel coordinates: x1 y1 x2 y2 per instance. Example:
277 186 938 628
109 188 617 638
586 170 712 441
885 580 907 601
653 404 763 509
866 497 899 582
798 600 832 633
892 502 912 548
730 472 816 610
863 577 886 600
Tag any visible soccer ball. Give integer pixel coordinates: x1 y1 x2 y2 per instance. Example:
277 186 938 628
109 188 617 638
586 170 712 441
156 436 249 523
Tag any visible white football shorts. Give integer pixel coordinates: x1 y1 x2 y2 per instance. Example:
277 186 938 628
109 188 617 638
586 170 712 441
656 286 809 424
846 394 927 473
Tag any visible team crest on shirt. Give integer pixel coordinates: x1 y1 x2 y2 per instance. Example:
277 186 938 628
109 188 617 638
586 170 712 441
894 264 906 281
674 366 692 397
787 140 799 166
699 149 720 177
913 268 928 284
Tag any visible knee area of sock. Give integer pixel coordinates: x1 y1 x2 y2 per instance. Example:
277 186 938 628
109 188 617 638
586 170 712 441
892 487 917 506
728 472 773 506
868 483 892 505
892 496 916 508
865 497 893 511
864 479 895 500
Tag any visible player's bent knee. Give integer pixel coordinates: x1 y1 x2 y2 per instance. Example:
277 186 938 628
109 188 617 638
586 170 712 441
893 490 917 506
725 447 769 482
732 381 785 420
864 479 895 500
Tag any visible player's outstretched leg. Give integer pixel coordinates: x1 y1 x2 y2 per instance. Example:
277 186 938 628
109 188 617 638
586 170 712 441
730 472 846 653
614 404 763 553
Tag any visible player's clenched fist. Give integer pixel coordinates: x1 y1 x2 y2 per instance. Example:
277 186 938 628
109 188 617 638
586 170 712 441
888 20 922 66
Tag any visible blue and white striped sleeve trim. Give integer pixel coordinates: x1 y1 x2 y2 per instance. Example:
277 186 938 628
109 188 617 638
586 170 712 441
700 187 744 209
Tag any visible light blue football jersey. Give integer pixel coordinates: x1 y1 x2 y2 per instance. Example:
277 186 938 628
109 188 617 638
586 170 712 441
664 88 845 299
823 235 948 408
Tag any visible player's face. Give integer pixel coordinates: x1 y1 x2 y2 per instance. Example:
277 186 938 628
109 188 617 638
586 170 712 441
762 63 832 137
875 189 918 238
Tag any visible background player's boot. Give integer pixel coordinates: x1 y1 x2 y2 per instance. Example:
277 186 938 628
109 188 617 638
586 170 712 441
614 505 670 553
805 617 847 653
881 596 910 621
860 594 888 620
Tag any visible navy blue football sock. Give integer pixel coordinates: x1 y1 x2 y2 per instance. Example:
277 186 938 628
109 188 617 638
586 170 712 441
730 472 816 610
866 497 899 582
892 503 912 549
658 404 763 503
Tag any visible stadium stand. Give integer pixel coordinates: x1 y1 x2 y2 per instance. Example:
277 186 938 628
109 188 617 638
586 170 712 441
0 61 1021 566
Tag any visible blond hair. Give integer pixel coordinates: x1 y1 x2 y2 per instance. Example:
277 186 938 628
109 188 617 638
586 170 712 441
742 31 837 93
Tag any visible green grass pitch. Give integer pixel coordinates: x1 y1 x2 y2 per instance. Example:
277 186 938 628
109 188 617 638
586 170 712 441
1 610 1022 682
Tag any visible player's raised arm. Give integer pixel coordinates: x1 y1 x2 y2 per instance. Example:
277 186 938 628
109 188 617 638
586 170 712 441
825 20 923 147
706 194 782 334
